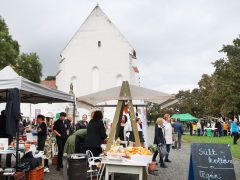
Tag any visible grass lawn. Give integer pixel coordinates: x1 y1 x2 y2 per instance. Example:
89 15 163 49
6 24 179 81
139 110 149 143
182 134 240 158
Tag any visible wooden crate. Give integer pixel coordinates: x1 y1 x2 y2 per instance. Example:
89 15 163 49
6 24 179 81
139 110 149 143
26 166 44 180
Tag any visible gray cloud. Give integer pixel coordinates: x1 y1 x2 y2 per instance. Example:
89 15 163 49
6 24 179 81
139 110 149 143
1 0 240 93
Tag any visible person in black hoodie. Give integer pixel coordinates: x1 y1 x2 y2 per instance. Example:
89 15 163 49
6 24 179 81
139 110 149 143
152 117 167 168
37 115 47 151
85 110 107 157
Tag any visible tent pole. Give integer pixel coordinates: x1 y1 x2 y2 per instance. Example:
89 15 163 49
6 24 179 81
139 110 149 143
73 101 76 130
16 89 21 166
16 118 20 166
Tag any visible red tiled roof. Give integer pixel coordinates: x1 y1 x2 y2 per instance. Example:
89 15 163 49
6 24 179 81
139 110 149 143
41 80 56 89
132 66 139 73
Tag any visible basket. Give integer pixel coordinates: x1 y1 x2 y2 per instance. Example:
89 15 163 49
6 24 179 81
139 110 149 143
26 166 44 180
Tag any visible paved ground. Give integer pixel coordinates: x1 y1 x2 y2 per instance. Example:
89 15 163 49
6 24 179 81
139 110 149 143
45 125 240 180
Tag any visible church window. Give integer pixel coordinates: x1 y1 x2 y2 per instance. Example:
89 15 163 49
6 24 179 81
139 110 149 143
98 41 101 47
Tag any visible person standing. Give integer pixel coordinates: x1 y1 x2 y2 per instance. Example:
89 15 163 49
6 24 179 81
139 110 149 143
66 116 74 135
197 121 201 136
53 112 68 171
136 117 145 144
231 119 239 144
215 120 222 137
223 121 229 136
152 118 167 168
189 122 193 136
76 114 89 130
85 110 107 157
163 114 173 163
37 115 47 151
118 115 131 143
173 118 183 150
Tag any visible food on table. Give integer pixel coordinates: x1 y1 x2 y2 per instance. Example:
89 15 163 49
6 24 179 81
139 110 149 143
124 147 152 156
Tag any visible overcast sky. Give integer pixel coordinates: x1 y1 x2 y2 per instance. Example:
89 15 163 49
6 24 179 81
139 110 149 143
1 0 240 94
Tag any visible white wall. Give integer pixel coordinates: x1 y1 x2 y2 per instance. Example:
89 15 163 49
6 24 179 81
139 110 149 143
56 6 140 120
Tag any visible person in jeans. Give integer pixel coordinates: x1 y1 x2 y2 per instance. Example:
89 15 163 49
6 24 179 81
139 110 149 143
152 118 167 168
173 118 183 150
163 114 173 163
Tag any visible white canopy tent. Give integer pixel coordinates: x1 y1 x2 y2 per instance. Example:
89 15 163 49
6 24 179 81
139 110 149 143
0 66 75 165
76 84 176 108
0 66 74 103
76 82 177 147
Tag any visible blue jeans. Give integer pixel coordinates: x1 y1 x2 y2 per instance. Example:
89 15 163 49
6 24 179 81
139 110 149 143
165 144 171 160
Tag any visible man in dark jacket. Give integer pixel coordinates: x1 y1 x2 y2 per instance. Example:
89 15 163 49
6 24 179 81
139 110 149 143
173 118 183 150
53 112 69 171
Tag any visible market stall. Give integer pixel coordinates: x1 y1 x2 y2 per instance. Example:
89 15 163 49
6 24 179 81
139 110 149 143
0 66 75 174
77 81 177 179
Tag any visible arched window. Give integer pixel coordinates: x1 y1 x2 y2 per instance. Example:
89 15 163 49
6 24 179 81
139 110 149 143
92 66 100 92
116 74 123 86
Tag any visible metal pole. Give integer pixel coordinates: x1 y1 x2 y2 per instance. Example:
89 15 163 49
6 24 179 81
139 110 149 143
73 100 76 130
16 89 21 166
16 118 20 166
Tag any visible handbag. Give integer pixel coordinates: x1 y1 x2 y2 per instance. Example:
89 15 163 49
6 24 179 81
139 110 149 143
158 144 168 158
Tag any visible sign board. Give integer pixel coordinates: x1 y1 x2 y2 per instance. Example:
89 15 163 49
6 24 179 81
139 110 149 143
188 143 236 180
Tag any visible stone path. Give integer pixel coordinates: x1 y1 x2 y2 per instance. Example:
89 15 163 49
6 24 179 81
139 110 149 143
45 125 240 180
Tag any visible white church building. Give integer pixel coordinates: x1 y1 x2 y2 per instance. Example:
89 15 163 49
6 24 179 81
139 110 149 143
56 5 141 119
56 5 140 97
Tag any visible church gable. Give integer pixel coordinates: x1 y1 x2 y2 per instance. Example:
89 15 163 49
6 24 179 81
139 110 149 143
61 5 134 55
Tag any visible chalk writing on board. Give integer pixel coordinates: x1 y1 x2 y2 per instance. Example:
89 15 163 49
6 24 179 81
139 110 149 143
199 170 222 180
189 143 236 180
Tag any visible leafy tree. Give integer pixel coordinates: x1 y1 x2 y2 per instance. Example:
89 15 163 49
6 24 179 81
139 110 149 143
45 76 56 81
15 53 42 83
212 37 240 115
0 16 19 69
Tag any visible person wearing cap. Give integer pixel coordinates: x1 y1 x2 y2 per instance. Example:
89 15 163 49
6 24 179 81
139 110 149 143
53 112 69 171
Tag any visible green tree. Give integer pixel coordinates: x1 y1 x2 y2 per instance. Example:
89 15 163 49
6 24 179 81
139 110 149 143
212 36 240 115
45 76 56 81
0 16 19 69
15 53 42 83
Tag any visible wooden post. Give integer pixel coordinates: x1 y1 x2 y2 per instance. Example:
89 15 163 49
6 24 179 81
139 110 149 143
106 100 124 151
106 81 141 151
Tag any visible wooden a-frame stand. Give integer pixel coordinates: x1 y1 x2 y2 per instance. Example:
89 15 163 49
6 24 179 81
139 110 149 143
106 81 141 151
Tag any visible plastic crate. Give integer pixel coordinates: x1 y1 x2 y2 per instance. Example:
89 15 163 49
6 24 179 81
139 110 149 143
26 166 44 180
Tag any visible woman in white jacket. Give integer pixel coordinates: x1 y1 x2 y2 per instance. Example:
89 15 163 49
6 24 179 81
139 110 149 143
163 114 173 162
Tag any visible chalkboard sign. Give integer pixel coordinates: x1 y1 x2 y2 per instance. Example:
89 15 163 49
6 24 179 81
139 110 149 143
188 143 236 180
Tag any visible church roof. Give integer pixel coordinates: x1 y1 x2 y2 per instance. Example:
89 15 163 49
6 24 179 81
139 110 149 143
61 5 134 54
